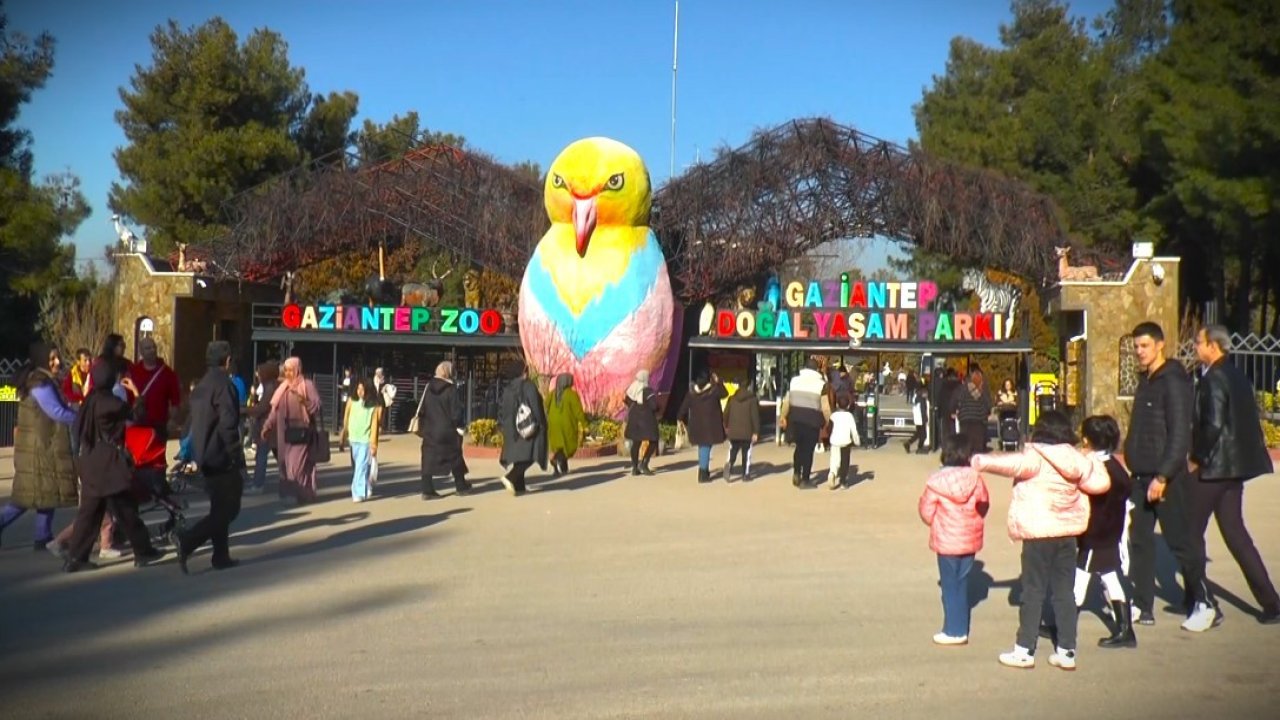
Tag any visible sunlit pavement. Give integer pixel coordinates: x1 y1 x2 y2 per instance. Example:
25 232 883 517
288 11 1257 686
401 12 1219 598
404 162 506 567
1 438 1278 719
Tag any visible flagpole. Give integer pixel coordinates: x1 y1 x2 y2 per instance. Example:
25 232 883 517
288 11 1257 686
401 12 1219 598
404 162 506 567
670 0 679 179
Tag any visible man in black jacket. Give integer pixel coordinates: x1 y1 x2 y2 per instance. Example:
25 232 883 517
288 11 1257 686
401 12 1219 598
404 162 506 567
174 341 246 574
1123 321 1207 627
1188 325 1280 626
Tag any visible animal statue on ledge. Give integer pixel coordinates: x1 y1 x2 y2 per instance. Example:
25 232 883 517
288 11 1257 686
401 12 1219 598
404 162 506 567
463 268 482 308
1055 246 1100 282
961 268 1021 331
401 260 452 308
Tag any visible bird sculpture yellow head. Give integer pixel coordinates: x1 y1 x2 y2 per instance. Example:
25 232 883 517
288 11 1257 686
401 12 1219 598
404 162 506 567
544 137 652 257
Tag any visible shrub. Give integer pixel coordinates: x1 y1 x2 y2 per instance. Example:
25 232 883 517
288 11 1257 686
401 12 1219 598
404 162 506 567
468 418 498 445
587 417 621 443
659 421 677 448
1263 421 1280 449
488 431 504 448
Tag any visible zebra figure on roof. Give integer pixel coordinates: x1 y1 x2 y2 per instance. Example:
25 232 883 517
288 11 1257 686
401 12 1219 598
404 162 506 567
961 269 1021 333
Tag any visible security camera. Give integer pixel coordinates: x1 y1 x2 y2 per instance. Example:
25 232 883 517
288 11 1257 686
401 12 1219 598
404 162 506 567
1152 264 1166 285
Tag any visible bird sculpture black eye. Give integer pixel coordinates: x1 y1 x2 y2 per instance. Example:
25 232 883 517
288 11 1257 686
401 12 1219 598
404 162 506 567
552 174 565 188
605 173 625 191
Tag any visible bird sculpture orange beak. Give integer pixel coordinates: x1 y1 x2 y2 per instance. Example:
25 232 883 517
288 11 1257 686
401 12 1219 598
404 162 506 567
572 195 598 257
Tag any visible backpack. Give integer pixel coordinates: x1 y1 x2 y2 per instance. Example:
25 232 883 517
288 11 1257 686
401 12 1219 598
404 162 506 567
515 382 538 439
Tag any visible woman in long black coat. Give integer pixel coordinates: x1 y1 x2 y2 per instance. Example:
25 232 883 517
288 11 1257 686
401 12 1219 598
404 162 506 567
498 360 546 496
677 368 728 483
419 361 471 499
63 362 163 572
624 370 660 476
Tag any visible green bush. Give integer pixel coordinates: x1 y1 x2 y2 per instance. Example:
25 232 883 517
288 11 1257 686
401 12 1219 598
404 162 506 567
468 418 498 446
659 422 677 447
488 431 505 448
587 417 621 443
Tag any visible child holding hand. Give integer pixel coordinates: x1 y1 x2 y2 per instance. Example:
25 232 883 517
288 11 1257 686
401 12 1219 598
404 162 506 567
919 434 990 645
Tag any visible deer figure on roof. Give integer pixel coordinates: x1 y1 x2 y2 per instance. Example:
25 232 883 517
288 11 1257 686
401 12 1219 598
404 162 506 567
402 260 452 307
1055 246 1099 282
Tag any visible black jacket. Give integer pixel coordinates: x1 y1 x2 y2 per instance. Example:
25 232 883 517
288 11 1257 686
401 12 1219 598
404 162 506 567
1123 359 1193 480
190 367 246 475
419 377 466 477
1192 358 1274 481
724 387 762 441
677 382 728 446
499 378 547 469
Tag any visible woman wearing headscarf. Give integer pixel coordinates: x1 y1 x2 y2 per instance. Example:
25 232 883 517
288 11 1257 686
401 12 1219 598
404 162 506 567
419 361 471 498
262 357 322 504
62 360 163 572
544 373 586 477
498 360 546 496
624 370 660 476
1 342 78 550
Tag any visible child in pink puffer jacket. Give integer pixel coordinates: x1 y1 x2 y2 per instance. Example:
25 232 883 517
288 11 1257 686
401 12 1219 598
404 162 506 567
972 410 1109 672
919 434 990 646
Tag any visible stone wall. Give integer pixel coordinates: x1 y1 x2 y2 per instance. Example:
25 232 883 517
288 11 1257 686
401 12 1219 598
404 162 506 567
113 253 193 366
1052 258 1181 436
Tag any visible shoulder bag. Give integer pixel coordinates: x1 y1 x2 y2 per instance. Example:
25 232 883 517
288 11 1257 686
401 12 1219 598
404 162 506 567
515 381 539 440
408 387 430 437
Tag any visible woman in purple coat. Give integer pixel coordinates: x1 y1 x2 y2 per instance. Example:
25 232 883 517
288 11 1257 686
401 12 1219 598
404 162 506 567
262 357 322 504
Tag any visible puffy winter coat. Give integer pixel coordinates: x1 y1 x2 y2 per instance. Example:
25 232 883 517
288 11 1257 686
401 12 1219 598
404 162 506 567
972 443 1109 541
918 466 989 555
677 382 727 446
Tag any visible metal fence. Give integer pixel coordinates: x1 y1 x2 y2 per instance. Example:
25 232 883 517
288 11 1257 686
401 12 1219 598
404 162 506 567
0 358 22 447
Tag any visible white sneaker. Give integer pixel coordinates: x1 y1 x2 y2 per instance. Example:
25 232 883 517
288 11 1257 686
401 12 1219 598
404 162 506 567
998 645 1035 668
1181 603 1221 633
98 547 123 560
933 633 968 646
1048 647 1077 671
500 474 516 495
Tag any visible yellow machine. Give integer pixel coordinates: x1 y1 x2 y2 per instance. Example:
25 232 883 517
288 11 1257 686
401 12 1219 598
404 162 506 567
1028 372 1059 427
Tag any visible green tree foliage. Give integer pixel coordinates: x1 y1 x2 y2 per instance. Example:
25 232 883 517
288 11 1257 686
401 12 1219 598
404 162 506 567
0 6 89 351
914 0 1157 255
355 110 466 165
110 18 359 254
1133 0 1280 331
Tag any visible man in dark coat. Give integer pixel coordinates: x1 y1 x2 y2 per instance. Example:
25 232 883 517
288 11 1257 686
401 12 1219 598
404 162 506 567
419 361 471 499
1123 321 1205 628
954 366 992 453
1188 324 1280 626
174 341 246 574
498 360 547 496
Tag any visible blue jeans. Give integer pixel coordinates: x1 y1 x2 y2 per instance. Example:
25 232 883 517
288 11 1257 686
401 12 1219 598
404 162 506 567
697 445 712 470
350 442 371 500
0 503 55 544
938 553 974 638
177 434 193 462
252 439 271 489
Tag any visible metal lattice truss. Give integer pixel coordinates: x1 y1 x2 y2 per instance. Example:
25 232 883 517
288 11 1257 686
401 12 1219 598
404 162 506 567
206 144 544 283
651 118 1069 301
204 117 1072 302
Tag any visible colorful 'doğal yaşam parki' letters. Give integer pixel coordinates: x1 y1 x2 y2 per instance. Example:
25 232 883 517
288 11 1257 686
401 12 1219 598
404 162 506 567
713 277 1018 342
518 137 674 417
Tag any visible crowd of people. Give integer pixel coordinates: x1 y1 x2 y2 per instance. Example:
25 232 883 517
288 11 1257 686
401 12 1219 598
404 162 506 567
3 322 1278 670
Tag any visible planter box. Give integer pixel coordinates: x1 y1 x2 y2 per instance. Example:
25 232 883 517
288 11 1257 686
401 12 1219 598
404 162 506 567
576 443 617 459
463 444 502 460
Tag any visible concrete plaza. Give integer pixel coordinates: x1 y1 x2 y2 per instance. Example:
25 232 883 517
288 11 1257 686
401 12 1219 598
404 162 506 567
1 436 1278 719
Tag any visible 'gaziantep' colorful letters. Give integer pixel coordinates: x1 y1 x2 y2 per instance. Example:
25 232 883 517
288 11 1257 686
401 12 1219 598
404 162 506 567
716 277 1016 342
280 304 505 336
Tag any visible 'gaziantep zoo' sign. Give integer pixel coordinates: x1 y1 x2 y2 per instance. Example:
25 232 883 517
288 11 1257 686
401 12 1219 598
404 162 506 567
713 277 1018 343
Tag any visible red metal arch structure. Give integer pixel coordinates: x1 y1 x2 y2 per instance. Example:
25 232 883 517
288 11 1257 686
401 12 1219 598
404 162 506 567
205 117 1072 299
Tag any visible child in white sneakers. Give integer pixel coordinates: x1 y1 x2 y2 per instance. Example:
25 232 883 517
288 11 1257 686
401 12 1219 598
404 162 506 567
972 410 1109 671
919 435 990 645
826 395 859 489
1076 415 1135 648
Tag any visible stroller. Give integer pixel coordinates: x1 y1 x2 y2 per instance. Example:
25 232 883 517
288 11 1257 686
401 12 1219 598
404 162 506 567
125 426 189 545
997 410 1021 451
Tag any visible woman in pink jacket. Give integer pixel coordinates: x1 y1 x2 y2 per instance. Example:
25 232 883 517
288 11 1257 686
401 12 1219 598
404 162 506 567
972 410 1109 672
919 434 990 646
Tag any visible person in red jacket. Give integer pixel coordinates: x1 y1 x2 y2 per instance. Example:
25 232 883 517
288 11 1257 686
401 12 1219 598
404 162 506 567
129 337 181 439
919 434 990 646
61 348 92 406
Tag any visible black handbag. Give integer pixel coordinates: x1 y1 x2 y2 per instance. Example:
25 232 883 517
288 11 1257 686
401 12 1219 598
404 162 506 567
285 423 312 445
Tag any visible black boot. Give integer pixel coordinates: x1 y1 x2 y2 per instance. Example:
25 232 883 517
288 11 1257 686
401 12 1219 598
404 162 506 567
903 439 912 453
421 476 441 499
639 459 655 476
792 471 803 488
698 468 711 484
631 463 640 476
1098 600 1137 648
454 478 473 496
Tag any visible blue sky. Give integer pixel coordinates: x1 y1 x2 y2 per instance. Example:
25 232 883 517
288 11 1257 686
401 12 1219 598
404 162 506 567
11 0 1112 267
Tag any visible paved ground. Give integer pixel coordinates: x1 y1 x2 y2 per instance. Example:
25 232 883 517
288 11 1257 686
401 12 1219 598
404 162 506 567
1 437 1278 719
